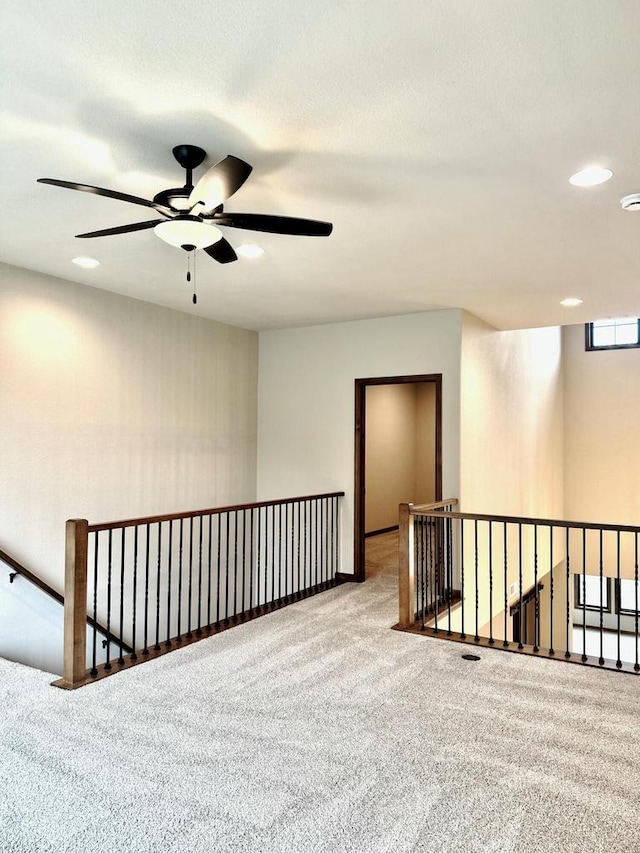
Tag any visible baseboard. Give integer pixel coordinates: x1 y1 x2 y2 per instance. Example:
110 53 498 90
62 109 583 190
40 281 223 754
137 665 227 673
364 525 399 538
335 572 358 584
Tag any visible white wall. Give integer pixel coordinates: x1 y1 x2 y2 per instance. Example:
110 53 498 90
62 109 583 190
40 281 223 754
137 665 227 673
0 263 258 672
460 313 564 518
563 322 640 525
257 310 463 575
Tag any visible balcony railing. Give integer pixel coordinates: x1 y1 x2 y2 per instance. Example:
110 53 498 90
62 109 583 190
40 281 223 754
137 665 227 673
396 501 640 675
56 492 344 689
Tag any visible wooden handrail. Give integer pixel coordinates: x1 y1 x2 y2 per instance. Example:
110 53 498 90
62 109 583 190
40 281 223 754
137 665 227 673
409 506 640 534
0 545 132 655
88 491 346 532
410 498 459 513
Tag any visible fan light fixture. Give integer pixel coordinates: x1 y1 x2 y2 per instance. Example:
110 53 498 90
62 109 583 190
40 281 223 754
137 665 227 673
154 216 222 250
569 166 613 187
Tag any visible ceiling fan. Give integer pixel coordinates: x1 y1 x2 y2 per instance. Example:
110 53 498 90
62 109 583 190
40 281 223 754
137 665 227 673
38 144 333 265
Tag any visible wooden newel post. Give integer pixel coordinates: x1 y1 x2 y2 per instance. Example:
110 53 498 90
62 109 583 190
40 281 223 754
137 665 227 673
63 519 89 687
398 503 415 628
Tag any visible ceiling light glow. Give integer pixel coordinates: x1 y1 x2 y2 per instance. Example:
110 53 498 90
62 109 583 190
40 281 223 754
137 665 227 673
237 244 265 259
72 256 100 269
569 166 613 187
560 297 583 307
154 216 222 250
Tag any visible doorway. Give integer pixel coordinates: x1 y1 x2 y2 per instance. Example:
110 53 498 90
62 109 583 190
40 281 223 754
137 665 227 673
354 374 442 582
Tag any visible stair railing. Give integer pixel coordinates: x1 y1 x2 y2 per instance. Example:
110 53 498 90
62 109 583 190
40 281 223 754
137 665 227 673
1 545 131 657
397 501 640 675
57 491 344 689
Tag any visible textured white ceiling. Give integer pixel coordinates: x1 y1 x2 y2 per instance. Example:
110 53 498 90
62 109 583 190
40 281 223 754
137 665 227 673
1 0 639 331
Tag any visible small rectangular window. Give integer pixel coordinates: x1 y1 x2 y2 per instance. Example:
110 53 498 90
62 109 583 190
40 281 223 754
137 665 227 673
618 579 640 615
585 318 640 351
575 575 610 611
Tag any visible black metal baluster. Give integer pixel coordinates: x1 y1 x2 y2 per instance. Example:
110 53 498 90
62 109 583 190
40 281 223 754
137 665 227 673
474 520 479 643
215 514 221 626
335 495 340 576
154 523 162 651
131 527 138 660
232 511 238 619
242 509 247 614
197 515 203 634
225 511 231 622
635 532 639 672
105 529 113 667
330 497 335 582
460 520 465 640
249 508 254 611
263 506 268 607
207 514 213 629
598 529 604 666
271 505 276 604
565 527 571 658
303 500 308 591
187 517 194 637
428 516 433 615
533 525 539 653
177 519 184 641
549 526 554 656
502 524 508 647
314 499 319 589
119 527 126 663
278 503 283 601
320 497 324 585
488 522 494 645
91 531 99 676
434 516 441 634
581 529 587 661
616 531 622 669
256 506 262 611
419 517 425 629
297 500 302 594
517 524 523 649
286 502 291 599
447 516 453 635
166 521 173 647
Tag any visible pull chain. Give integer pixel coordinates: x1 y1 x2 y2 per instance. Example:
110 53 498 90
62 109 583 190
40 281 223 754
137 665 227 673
186 251 197 304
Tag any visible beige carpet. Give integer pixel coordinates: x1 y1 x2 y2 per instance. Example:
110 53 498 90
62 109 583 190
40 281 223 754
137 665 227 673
1 535 639 852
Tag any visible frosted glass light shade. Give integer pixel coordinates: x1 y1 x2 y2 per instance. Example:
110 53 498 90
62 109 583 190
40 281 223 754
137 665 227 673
154 217 222 249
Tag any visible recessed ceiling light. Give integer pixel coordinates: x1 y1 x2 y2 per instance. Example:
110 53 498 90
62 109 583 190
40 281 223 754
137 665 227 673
560 297 583 307
236 244 265 259
569 166 613 187
72 256 100 269
620 193 640 211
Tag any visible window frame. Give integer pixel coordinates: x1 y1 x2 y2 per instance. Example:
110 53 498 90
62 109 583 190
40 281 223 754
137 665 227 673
574 574 611 613
585 318 640 351
616 578 640 617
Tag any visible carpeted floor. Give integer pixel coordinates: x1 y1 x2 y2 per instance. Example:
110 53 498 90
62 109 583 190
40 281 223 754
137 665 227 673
1 534 639 853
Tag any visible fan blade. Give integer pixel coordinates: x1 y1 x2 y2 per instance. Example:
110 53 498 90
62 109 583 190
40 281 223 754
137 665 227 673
188 156 252 211
215 212 332 237
37 178 171 214
76 219 164 238
204 238 238 264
